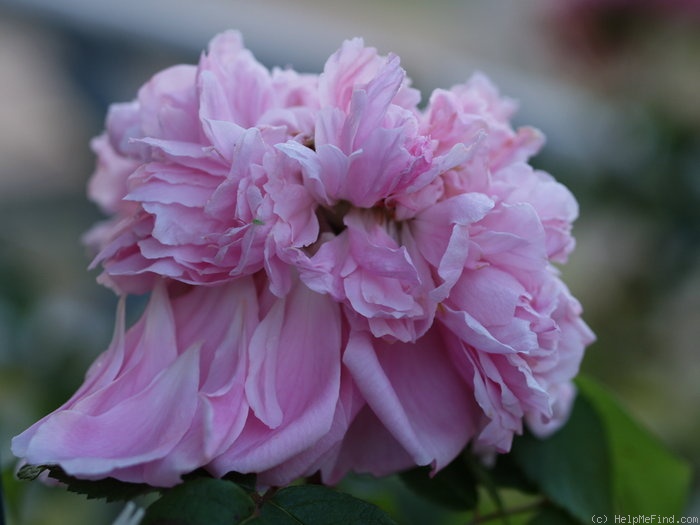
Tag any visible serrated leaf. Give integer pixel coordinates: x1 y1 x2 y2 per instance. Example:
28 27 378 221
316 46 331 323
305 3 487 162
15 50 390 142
511 389 613 523
142 477 255 525
250 484 397 525
17 465 155 502
576 375 692 515
400 456 478 511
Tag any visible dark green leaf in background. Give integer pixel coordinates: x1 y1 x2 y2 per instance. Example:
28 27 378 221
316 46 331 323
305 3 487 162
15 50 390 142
142 477 254 525
576 375 692 515
17 465 155 503
223 471 258 493
511 387 614 523
250 484 398 525
510 374 693 522
489 452 537 495
400 456 478 511
527 505 579 525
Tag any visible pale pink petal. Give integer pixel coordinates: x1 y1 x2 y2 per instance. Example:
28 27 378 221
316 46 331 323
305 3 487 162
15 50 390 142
322 405 415 483
25 346 198 484
258 368 364 487
319 38 386 110
343 329 477 473
87 135 140 215
197 30 273 130
210 281 342 475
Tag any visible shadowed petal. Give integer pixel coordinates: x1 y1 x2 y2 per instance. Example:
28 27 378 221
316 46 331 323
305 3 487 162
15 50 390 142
343 328 476 473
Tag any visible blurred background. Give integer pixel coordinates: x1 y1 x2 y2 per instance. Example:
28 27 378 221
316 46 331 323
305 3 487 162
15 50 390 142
0 0 698 523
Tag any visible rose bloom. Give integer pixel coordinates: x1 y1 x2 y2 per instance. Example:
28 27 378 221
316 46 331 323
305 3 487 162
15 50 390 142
12 32 594 487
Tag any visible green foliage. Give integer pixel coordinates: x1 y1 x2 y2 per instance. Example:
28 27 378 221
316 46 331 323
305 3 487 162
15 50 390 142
17 465 156 503
576 375 692 515
248 485 398 525
511 390 613 522
488 453 537 495
141 478 254 525
400 457 478 511
141 481 397 525
527 505 579 525
507 375 692 522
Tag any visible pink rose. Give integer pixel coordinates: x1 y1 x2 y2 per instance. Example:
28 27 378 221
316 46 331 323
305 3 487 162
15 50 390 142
13 31 594 487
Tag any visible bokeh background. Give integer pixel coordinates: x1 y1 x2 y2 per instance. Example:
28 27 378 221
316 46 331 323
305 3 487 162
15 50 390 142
0 0 698 523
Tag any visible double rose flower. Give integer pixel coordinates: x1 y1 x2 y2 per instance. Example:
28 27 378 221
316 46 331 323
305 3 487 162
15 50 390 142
13 31 594 487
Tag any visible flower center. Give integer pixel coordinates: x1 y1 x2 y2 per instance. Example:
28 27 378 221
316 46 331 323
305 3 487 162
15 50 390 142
316 200 401 235
316 200 352 236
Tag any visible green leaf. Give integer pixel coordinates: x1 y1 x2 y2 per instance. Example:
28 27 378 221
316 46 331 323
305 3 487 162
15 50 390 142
142 477 255 525
464 453 510 521
250 484 398 525
576 375 692 515
527 505 579 525
17 465 155 502
400 456 478 511
222 471 257 493
488 452 537 495
511 389 614 523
